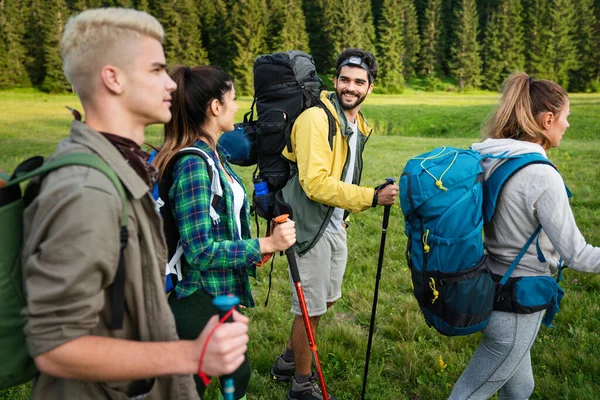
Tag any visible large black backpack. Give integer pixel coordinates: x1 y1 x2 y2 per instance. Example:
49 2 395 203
230 50 336 223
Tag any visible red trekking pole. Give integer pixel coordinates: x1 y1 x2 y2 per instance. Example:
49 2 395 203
274 214 329 399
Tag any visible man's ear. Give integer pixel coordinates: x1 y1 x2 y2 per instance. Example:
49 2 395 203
100 65 125 95
367 82 374 95
541 111 554 130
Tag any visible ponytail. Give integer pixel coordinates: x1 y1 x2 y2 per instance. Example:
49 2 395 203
483 72 567 150
153 65 233 178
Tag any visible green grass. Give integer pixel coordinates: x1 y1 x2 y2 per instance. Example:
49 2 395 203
1 90 600 399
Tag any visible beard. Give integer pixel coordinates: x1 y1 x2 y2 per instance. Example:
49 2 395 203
336 88 368 110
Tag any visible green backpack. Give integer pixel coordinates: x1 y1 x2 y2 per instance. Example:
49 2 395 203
0 152 128 389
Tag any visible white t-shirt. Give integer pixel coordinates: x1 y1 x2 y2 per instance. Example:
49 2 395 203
228 177 245 239
326 119 359 233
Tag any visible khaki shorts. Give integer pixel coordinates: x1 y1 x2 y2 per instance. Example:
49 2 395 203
289 229 347 317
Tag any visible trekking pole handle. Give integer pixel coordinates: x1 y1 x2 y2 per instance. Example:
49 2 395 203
273 214 301 282
213 295 240 400
379 177 396 230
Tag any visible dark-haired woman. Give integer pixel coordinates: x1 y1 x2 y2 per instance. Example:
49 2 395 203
448 73 600 399
154 65 296 399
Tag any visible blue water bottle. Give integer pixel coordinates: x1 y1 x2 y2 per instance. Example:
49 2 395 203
253 178 271 218
213 295 241 400
253 178 268 196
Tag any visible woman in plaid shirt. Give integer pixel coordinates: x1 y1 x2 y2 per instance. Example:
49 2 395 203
154 65 296 399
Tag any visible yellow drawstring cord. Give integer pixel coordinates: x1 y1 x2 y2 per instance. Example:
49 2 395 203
422 230 430 253
429 278 439 304
411 146 458 191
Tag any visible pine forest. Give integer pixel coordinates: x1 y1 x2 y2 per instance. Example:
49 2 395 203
1 0 599 94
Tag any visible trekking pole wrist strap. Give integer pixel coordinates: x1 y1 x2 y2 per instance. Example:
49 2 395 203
372 190 378 207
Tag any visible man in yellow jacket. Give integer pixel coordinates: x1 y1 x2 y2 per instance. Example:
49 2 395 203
271 48 399 400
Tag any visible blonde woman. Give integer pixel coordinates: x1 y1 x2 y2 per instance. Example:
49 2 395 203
449 73 600 399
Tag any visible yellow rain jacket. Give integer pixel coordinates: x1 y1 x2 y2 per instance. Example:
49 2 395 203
281 91 374 255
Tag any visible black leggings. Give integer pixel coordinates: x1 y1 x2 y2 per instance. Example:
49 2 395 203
168 290 251 399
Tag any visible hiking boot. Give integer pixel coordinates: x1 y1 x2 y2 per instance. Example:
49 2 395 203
288 373 337 400
270 354 295 382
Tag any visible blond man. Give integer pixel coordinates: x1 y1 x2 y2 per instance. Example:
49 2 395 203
21 8 247 399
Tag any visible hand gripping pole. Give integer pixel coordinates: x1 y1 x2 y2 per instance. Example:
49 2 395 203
213 295 241 400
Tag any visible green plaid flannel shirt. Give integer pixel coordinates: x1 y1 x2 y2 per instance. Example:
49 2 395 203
169 140 261 307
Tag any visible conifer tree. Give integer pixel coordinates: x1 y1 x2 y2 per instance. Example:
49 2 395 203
596 0 600 82
440 0 458 75
174 0 208 65
547 0 577 87
523 0 552 78
569 0 596 91
400 0 420 78
22 0 44 85
267 0 310 53
40 0 72 93
135 0 149 11
324 0 376 72
301 0 331 72
198 0 234 71
79 0 99 7
482 0 524 90
231 0 267 95
451 0 481 89
0 6 7 85
482 13 502 89
414 0 428 30
0 0 30 88
101 0 133 6
66 0 88 12
377 0 405 91
358 0 377 52
372 0 385 29
502 0 525 71
149 0 182 65
420 0 443 77
477 0 497 42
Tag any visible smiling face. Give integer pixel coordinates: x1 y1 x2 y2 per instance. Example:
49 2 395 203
122 36 177 127
543 98 570 148
334 66 374 112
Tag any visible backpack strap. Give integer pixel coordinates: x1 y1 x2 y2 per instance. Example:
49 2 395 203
322 103 336 150
158 146 224 293
6 152 129 330
497 225 543 289
283 96 336 153
482 153 555 224
178 147 223 224
484 153 565 298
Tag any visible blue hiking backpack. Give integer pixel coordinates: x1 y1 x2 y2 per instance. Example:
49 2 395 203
400 146 566 336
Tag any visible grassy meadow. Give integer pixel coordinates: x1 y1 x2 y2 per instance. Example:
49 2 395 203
1 89 600 400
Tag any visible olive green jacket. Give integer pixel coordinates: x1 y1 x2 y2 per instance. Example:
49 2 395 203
21 120 198 399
